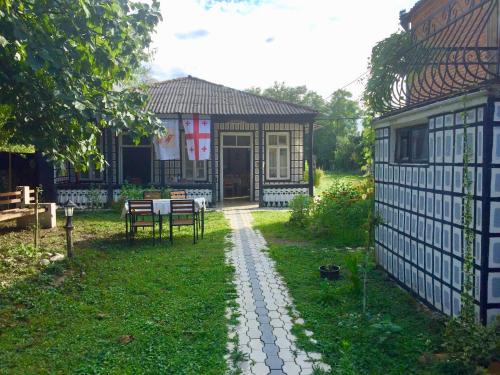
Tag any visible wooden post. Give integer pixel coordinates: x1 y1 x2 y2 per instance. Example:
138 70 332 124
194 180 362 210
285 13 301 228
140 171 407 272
258 122 264 207
308 122 314 197
34 186 40 249
106 129 114 206
8 152 12 192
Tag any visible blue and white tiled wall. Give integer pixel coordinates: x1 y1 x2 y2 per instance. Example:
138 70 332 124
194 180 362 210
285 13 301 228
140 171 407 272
374 105 488 321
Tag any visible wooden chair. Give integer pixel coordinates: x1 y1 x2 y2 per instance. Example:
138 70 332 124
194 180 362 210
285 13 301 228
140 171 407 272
169 199 197 244
143 191 161 199
126 200 160 245
170 190 187 199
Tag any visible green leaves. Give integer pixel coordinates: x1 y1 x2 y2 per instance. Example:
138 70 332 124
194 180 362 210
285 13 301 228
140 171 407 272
0 0 162 170
363 32 412 115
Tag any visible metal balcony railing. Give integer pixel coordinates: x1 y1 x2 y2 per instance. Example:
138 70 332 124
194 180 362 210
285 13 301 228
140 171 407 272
382 0 499 114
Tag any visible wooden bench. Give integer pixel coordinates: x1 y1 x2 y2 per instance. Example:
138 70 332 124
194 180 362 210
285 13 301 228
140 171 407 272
0 186 56 229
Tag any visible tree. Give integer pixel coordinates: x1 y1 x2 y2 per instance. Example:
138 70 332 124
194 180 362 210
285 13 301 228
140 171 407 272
0 0 162 171
316 90 362 170
247 82 325 111
247 83 363 171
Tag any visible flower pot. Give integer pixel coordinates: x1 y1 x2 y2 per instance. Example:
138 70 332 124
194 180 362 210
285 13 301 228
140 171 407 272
319 265 341 280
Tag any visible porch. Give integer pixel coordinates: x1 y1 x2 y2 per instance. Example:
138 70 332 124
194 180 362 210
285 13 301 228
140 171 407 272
54 120 314 208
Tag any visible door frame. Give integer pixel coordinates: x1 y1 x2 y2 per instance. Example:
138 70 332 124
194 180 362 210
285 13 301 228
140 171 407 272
219 132 253 201
118 134 154 185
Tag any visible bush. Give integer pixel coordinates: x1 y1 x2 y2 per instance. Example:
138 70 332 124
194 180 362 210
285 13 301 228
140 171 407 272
310 180 371 240
304 162 324 188
288 178 374 246
288 194 313 227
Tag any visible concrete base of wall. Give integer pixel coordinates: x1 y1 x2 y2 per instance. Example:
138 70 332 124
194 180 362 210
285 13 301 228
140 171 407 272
16 203 57 229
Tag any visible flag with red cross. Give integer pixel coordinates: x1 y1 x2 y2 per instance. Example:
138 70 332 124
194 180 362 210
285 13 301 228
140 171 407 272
183 114 211 161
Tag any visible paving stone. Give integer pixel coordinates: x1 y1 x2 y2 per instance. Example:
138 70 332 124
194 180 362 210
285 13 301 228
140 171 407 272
278 349 295 363
282 362 301 375
265 356 284 370
250 350 267 363
255 300 267 308
257 315 270 324
256 307 269 316
251 362 270 375
295 354 312 369
263 343 280 356
261 330 276 344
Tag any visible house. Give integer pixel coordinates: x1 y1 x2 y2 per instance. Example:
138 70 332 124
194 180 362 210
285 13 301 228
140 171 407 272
54 76 317 207
373 0 500 324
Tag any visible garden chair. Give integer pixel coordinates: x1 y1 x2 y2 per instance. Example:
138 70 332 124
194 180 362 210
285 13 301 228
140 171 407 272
125 200 161 245
143 191 161 199
170 190 187 199
169 199 197 244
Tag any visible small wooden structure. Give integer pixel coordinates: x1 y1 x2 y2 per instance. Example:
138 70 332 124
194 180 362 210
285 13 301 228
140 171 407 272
0 186 56 228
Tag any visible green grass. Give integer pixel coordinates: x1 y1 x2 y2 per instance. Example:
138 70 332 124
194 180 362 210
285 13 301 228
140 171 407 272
0 210 233 374
252 210 444 374
315 171 366 196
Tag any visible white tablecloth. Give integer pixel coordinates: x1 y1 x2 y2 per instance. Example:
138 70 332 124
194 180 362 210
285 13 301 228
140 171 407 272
122 198 206 217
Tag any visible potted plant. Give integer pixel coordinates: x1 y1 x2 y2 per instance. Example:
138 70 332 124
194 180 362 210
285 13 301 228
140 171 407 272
319 264 341 280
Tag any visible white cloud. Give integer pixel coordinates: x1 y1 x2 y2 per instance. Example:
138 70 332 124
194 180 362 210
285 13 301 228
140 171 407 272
150 0 417 101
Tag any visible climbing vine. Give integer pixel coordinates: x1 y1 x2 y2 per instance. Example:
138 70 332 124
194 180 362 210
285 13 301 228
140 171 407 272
442 103 497 370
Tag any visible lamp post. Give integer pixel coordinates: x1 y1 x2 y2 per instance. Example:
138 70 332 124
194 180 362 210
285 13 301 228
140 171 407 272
63 200 77 258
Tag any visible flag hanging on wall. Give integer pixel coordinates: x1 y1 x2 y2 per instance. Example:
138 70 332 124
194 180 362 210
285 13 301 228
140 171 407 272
183 114 211 161
153 119 180 160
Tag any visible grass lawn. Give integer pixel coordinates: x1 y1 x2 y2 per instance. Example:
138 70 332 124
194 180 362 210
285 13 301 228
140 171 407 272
315 171 366 196
0 210 233 374
252 210 444 374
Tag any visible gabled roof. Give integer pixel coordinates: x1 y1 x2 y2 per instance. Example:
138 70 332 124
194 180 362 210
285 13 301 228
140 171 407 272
146 76 318 117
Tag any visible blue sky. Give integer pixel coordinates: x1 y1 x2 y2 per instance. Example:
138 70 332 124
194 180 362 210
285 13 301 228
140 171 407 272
149 0 417 101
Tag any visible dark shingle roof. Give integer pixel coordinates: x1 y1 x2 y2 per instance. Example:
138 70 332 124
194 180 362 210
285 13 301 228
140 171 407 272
146 76 318 117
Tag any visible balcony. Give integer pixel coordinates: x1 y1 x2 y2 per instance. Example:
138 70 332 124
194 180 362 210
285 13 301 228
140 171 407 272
376 0 500 115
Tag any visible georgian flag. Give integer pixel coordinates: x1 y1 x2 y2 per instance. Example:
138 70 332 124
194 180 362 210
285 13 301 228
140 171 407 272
183 114 211 161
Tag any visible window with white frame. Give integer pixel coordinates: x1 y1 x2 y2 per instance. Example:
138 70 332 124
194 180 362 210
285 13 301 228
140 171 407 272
182 133 207 181
266 132 290 180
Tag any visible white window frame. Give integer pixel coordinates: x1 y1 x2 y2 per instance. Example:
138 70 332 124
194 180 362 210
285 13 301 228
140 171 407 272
181 132 207 181
266 132 290 180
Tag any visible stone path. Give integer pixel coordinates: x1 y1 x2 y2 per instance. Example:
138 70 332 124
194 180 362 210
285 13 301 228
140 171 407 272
224 209 330 375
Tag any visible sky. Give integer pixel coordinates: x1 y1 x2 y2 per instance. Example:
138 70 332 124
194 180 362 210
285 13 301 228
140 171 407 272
149 0 418 103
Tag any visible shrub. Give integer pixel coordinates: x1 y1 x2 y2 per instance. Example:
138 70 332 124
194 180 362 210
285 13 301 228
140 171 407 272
310 180 370 240
288 194 313 228
314 167 324 188
304 161 324 188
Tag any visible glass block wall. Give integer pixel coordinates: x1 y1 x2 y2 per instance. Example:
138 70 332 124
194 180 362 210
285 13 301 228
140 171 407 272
372 101 500 323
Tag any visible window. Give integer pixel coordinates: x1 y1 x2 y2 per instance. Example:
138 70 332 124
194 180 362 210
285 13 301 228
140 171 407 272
182 134 207 181
396 125 428 163
121 135 152 185
266 132 290 180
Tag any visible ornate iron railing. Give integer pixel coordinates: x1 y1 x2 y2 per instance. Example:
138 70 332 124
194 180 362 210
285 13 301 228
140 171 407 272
383 0 499 113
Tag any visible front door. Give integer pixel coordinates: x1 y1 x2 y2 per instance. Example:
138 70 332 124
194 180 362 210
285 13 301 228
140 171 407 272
220 133 252 201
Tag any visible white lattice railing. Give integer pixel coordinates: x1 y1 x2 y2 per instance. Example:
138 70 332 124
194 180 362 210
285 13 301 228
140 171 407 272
262 187 309 207
56 189 121 209
57 188 213 208
186 189 213 204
